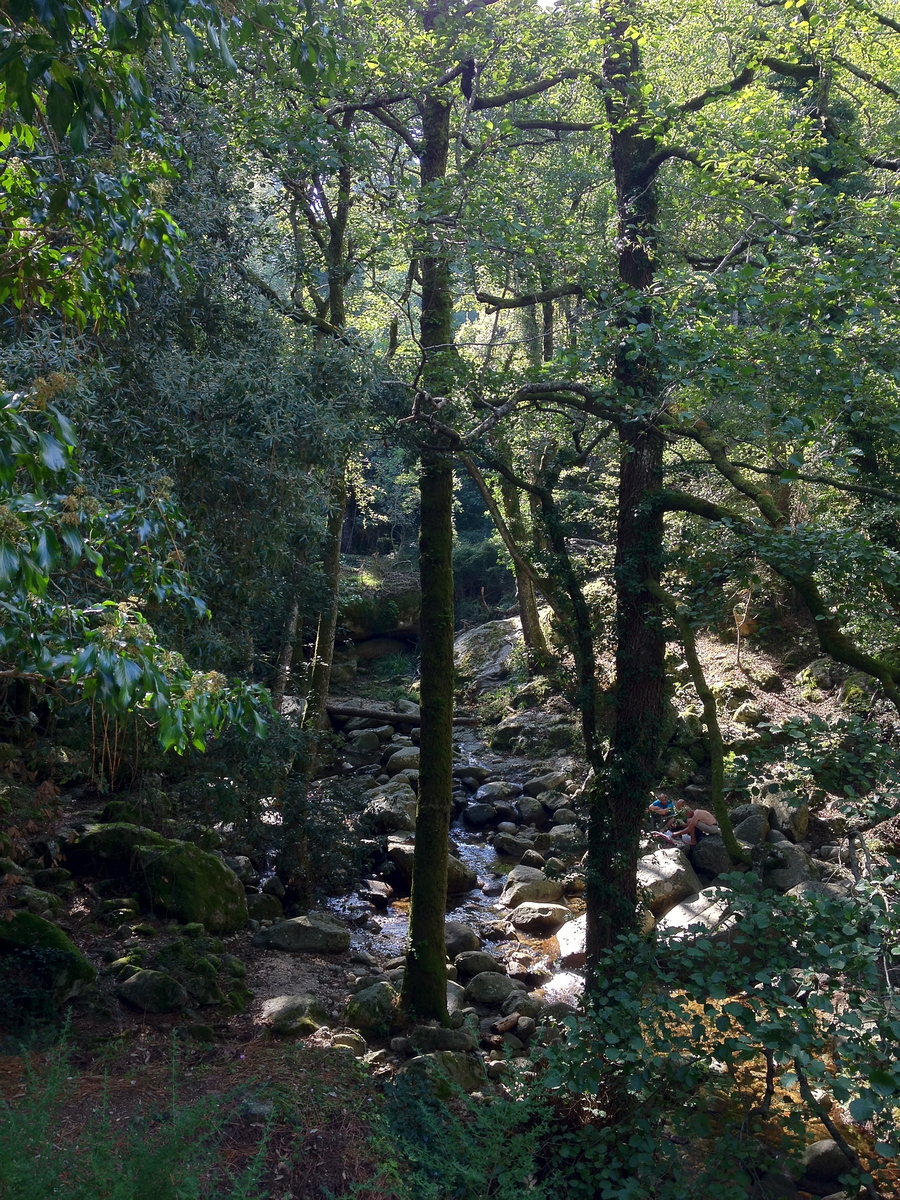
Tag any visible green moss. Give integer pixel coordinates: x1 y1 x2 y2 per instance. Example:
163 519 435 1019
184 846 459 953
133 841 248 934
67 823 168 876
0 912 96 1011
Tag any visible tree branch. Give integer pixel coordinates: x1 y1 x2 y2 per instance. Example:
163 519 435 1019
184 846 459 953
370 106 422 154
233 263 347 338
459 453 554 600
475 283 584 312
834 54 900 100
512 119 599 132
731 460 900 504
645 578 750 865
678 66 757 112
472 69 582 111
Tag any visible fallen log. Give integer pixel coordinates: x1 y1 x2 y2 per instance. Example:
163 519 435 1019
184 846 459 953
325 703 479 727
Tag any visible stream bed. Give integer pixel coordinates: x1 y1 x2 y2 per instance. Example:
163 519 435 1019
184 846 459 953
323 721 587 1007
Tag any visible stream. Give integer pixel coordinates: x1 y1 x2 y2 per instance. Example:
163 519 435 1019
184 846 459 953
323 722 587 1007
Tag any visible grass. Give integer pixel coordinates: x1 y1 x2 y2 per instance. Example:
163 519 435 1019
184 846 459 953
0 1036 408 1200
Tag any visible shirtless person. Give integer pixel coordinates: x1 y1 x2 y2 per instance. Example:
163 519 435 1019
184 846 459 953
668 807 719 846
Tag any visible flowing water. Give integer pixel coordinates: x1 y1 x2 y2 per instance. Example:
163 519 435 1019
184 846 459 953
323 723 587 1005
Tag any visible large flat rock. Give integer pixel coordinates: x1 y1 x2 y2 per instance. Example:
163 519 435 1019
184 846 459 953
251 912 350 953
636 846 703 916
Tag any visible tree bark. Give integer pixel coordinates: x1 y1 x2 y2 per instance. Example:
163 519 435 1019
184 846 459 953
271 593 299 713
647 581 748 864
401 63 456 1022
304 474 346 735
585 22 666 964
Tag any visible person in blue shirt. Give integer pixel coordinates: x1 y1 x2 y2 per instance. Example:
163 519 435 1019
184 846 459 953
646 793 676 825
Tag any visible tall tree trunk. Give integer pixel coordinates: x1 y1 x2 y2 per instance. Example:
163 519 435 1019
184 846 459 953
271 592 300 713
401 71 456 1022
494 437 550 674
585 24 666 964
304 474 346 735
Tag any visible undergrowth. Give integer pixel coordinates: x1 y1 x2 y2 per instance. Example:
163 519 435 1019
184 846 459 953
0 1040 271 1200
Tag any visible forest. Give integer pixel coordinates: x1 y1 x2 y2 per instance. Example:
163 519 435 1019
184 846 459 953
1 0 900 1196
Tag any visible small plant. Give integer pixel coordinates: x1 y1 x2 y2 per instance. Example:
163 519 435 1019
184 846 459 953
0 1039 273 1200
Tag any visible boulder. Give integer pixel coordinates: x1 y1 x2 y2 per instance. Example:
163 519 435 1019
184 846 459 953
500 990 545 1019
67 822 167 874
261 994 329 1035
0 912 96 1003
358 879 394 907
501 864 564 908
454 950 503 976
800 1140 850 1182
246 893 284 922
453 763 491 785
490 708 578 755
385 747 420 775
493 833 535 859
463 802 497 828
400 1050 487 1095
446 979 467 1015
732 810 770 844
728 802 770 827
636 847 703 916
548 824 585 851
733 702 766 726
225 856 258 885
117 969 188 1013
364 790 417 833
409 1024 476 1053
509 902 572 934
343 981 397 1031
763 843 818 892
464 971 518 1005
445 920 482 957
689 835 737 878
387 841 476 893
655 889 735 941
556 912 587 967
332 1031 368 1056
767 791 810 842
521 849 546 869
454 618 522 692
523 772 567 798
516 795 549 827
133 841 248 934
475 781 523 803
252 912 350 954
348 730 382 752
786 880 852 902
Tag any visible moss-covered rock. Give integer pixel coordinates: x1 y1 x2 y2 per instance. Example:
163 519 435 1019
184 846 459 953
117 969 189 1013
261 993 329 1035
0 912 96 1007
67 822 167 875
343 981 397 1032
133 842 247 934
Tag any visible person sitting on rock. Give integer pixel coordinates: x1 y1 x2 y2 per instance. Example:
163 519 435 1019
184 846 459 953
666 807 719 846
646 793 676 827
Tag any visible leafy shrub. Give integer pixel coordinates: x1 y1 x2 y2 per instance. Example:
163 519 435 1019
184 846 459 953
538 874 900 1198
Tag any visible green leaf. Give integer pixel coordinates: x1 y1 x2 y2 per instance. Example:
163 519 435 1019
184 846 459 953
45 81 74 137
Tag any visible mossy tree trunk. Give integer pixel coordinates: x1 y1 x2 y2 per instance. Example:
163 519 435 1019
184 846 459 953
401 59 455 1022
647 580 748 864
304 472 347 737
585 21 666 965
494 435 550 676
